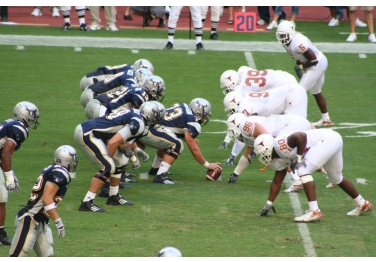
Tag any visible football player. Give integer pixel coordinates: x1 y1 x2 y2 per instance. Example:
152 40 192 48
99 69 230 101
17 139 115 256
254 129 372 222
74 102 162 212
141 98 222 184
9 145 78 257
276 21 332 126
0 101 40 246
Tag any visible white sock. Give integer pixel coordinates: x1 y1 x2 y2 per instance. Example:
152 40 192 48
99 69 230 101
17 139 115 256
354 195 365 206
157 162 171 175
322 112 330 121
109 186 119 197
196 36 202 44
152 155 163 169
84 191 96 202
168 36 174 43
308 201 319 211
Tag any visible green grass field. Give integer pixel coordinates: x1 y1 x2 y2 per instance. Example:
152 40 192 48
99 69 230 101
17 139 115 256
0 22 375 257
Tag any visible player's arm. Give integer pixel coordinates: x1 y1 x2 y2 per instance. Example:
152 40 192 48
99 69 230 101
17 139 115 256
42 182 60 221
0 139 16 172
287 132 307 156
299 49 318 69
184 130 221 172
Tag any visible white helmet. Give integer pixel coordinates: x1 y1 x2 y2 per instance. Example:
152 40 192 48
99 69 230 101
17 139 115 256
189 98 212 126
54 145 78 173
134 68 153 84
220 70 238 95
223 91 242 116
157 246 182 257
13 101 40 129
226 113 246 141
276 20 296 45
254 134 275 165
133 58 154 73
143 75 166 102
139 101 161 127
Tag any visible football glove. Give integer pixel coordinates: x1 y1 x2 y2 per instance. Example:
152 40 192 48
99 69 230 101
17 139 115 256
54 218 65 239
131 157 140 169
136 149 149 162
5 171 20 192
226 173 239 183
248 150 256 164
219 141 229 149
257 203 276 217
224 154 236 166
294 64 303 80
124 147 133 158
290 157 306 174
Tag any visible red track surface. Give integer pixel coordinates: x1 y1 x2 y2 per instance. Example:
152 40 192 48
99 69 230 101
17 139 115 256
2 6 375 32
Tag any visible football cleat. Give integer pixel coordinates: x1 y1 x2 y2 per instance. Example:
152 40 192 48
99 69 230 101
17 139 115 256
284 180 303 193
312 119 332 127
196 42 205 51
99 187 126 198
153 173 177 184
106 193 134 206
210 32 219 40
80 23 90 31
163 42 173 50
62 22 70 30
148 167 172 176
326 182 336 188
347 200 372 216
78 200 106 212
294 209 322 222
0 232 12 245
119 182 131 189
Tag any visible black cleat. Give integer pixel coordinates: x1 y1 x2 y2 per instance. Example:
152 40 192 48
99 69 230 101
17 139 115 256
196 42 205 51
121 172 138 183
0 233 12 245
210 32 219 40
158 18 165 27
62 22 70 30
79 23 90 31
143 16 152 27
78 200 106 212
163 42 173 50
153 172 177 184
119 182 132 189
106 193 134 206
148 167 172 176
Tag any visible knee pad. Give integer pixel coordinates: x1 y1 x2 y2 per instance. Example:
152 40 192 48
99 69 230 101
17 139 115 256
300 175 314 184
166 148 179 159
94 172 109 183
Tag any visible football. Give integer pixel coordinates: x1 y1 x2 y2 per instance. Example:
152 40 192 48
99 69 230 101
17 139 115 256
206 164 222 181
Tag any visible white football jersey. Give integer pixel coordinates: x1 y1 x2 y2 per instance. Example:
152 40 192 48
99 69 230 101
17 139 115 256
237 84 307 118
235 67 298 95
282 32 323 63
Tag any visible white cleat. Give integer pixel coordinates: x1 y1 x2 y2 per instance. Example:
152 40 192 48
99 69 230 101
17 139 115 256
312 119 332 127
294 209 322 222
326 182 336 188
347 200 373 216
284 180 303 193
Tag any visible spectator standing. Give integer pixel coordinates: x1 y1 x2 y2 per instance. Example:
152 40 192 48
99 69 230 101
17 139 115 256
227 6 243 24
61 6 89 31
201 6 222 40
257 6 286 26
130 6 166 27
0 6 8 21
124 6 132 20
267 6 299 29
89 6 118 31
327 6 367 27
163 6 205 51
346 6 376 42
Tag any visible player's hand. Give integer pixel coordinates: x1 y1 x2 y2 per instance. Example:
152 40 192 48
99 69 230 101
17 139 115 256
13 174 21 192
224 154 236 166
124 147 133 158
294 64 303 80
226 173 239 183
5 171 17 192
248 150 256 164
136 149 149 162
131 157 140 169
219 141 229 149
54 218 65 239
257 204 276 217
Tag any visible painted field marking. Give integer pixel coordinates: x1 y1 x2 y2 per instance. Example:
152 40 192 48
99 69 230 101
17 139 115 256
356 178 367 184
131 49 139 53
359 54 367 58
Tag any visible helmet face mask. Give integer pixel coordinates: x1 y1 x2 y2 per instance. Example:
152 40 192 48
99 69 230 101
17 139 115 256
189 98 212 126
53 145 78 173
226 113 245 141
254 134 275 165
151 101 166 128
143 75 166 102
133 59 154 73
220 70 238 95
276 20 296 45
223 91 242 117
139 101 161 128
13 101 40 129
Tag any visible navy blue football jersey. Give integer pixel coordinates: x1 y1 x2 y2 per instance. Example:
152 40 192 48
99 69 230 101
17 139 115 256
0 119 29 154
17 164 71 224
85 64 135 78
88 72 139 96
81 108 148 142
160 103 201 139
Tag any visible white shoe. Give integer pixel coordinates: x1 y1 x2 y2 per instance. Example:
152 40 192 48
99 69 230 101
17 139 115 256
31 8 42 16
328 18 339 26
266 20 278 30
355 18 367 28
368 34 376 43
284 180 303 193
294 209 322 222
346 33 357 42
106 25 118 31
257 19 265 26
52 7 60 17
312 119 332 127
347 200 372 216
90 24 101 30
326 182 336 188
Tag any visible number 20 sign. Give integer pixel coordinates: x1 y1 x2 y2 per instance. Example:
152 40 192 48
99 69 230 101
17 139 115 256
234 12 256 32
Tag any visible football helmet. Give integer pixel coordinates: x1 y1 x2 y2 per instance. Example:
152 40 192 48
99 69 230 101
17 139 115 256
143 75 166 102
152 101 166 128
133 59 154 73
157 246 182 257
134 68 153 85
226 113 246 141
53 145 78 173
254 134 275 165
189 98 212 126
223 91 243 116
13 101 40 129
276 20 296 45
220 70 238 95
139 101 161 127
